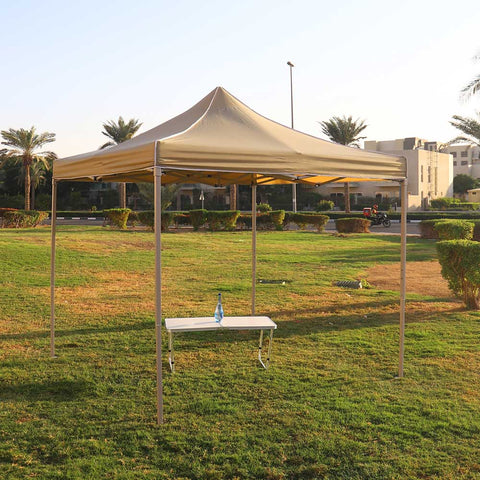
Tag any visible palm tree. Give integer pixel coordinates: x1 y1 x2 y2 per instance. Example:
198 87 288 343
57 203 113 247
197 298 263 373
15 161 50 209
461 54 480 100
319 116 368 213
1 127 56 210
449 115 480 146
100 116 142 208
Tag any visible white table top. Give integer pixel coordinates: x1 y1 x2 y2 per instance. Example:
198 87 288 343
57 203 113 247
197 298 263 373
165 316 277 332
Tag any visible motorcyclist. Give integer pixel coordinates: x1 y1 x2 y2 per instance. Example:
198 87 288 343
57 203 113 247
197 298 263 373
372 204 379 217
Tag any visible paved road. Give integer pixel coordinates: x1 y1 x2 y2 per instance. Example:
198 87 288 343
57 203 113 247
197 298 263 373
46 218 421 235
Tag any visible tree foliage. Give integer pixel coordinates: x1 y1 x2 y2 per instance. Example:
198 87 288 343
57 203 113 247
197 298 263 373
319 116 368 147
453 174 480 194
449 115 480 146
319 115 368 213
99 116 143 208
99 117 143 149
0 127 56 210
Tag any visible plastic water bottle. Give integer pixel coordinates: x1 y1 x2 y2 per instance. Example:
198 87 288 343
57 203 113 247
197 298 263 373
214 293 224 322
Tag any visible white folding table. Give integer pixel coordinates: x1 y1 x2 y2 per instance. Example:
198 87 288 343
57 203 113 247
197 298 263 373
164 316 277 372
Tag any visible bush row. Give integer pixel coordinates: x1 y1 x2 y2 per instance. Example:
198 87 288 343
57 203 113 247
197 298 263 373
102 209 332 232
430 197 480 211
420 219 480 241
1 210 48 228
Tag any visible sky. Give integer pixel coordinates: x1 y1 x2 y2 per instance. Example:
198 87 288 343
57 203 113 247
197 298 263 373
1 0 480 158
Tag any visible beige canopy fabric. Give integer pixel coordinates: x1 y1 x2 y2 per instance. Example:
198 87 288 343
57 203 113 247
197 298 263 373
54 87 406 184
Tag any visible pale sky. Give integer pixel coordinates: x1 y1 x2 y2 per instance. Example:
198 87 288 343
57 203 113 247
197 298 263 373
1 0 480 158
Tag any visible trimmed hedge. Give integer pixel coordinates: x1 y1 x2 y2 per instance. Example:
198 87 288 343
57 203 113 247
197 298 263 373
419 220 440 239
430 197 461 210
256 210 286 230
437 240 480 309
2 210 48 228
420 219 475 240
136 211 176 231
285 213 329 232
104 208 131 229
189 209 208 231
256 203 272 213
434 220 474 240
206 211 240 231
0 207 18 218
316 200 334 212
335 217 370 233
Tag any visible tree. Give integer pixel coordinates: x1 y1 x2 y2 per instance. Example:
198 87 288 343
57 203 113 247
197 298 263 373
15 161 49 209
461 54 480 100
453 174 479 195
100 116 142 208
319 115 368 213
0 127 56 210
137 183 180 211
449 115 480 147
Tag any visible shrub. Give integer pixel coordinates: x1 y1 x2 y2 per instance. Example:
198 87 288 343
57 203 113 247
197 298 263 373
127 211 139 226
237 214 252 229
419 220 440 239
136 211 175 231
289 213 329 232
434 220 474 240
138 211 154 230
430 197 460 210
104 208 131 229
256 203 272 213
436 240 480 309
206 210 240 231
255 210 286 230
0 207 18 218
2 210 48 228
335 217 370 233
316 199 335 212
189 209 207 231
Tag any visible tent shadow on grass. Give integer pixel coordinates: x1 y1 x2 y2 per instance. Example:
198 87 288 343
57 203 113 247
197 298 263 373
0 379 94 402
0 319 154 342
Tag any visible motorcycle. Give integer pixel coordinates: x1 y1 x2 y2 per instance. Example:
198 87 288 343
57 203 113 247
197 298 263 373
369 212 391 227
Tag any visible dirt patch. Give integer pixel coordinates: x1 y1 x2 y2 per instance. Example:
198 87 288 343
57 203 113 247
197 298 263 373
366 261 454 299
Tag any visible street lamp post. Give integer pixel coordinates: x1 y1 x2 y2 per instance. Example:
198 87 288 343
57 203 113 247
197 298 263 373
287 61 297 213
199 190 205 210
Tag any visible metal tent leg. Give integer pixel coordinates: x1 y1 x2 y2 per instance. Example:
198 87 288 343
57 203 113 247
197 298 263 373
50 179 57 358
154 166 164 424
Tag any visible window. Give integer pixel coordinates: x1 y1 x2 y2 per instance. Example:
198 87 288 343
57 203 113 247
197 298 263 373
461 160 468 166
461 151 468 157
427 166 431 183
420 165 424 182
451 152 457 158
453 161 457 166
472 192 477 195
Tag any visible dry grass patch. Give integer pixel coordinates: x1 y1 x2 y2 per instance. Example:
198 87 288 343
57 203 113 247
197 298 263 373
56 271 155 317
367 260 454 299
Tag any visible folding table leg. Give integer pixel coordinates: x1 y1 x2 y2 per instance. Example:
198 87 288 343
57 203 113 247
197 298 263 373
266 329 274 368
258 330 264 368
168 331 175 372
258 329 274 369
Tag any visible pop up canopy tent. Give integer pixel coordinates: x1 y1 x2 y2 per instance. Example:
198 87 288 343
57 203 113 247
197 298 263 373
51 87 408 424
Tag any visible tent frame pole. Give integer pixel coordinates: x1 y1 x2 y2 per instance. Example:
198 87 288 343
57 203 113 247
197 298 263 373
398 179 408 377
154 166 164 424
50 179 57 358
252 184 257 315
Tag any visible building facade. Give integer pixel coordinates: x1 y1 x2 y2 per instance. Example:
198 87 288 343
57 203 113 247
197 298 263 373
315 137 453 210
442 144 480 179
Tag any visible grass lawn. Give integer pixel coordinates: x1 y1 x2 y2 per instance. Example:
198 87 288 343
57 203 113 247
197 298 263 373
1 226 480 479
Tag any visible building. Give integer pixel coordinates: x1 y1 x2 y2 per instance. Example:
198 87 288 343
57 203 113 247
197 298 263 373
316 137 453 210
442 144 480 179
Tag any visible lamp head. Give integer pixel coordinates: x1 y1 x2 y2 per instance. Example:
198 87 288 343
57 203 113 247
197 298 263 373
287 61 294 67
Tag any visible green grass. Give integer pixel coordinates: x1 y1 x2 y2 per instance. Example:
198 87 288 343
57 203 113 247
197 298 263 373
1 227 480 479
